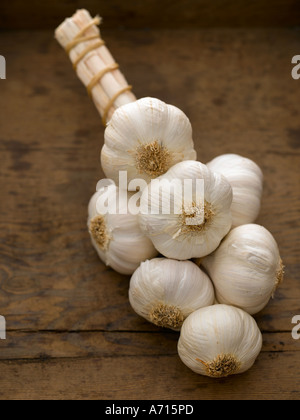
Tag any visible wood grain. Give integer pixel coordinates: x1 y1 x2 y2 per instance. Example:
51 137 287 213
0 352 299 400
0 332 299 361
0 27 299 399
0 1 300 30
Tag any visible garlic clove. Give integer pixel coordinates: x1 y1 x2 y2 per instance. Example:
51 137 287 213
178 304 263 378
202 224 284 315
206 154 263 227
101 97 197 186
157 104 197 159
88 185 158 275
139 160 233 260
129 258 215 331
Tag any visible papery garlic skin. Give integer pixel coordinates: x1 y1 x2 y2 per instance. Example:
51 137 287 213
202 224 284 315
139 160 233 260
129 258 215 330
88 185 158 275
206 154 263 227
101 97 197 186
178 304 262 378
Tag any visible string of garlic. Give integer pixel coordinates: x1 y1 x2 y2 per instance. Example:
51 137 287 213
56 9 284 379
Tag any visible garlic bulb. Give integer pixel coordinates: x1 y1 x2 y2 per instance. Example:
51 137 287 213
88 185 158 275
101 97 197 186
139 160 233 260
129 258 215 330
202 224 284 315
178 304 263 378
206 154 263 227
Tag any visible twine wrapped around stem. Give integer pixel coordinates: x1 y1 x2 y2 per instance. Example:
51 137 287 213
55 9 137 125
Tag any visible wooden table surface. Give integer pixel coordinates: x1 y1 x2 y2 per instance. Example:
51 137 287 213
0 26 299 400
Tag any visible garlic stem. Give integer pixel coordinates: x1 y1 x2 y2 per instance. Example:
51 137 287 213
55 9 136 125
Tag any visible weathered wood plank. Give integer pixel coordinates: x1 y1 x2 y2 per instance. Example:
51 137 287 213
0 351 298 400
0 332 298 361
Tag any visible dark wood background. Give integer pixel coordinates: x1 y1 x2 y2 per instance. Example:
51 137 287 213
0 1 299 400
1 0 300 29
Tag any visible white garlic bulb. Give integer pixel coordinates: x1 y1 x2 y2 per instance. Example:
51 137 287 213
206 153 263 227
129 258 215 330
88 185 158 275
139 160 233 260
101 97 197 186
202 224 284 315
178 304 263 378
